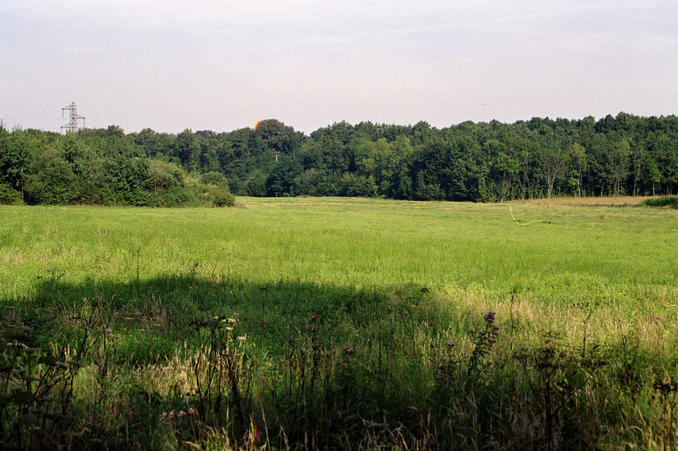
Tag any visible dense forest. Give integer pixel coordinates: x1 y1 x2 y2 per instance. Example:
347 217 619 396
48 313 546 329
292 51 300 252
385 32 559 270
1 112 677 205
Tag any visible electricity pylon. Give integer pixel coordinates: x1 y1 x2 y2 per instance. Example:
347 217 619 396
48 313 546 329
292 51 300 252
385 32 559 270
61 102 85 133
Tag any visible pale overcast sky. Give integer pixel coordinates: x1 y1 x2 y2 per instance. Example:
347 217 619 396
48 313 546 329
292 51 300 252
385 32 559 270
1 0 676 134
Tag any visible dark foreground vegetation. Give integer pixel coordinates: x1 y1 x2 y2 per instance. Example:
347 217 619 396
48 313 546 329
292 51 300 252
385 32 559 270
2 276 676 449
1 112 677 205
643 195 678 209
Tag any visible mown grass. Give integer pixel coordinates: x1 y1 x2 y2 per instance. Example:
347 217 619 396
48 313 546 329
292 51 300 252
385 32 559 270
0 197 676 449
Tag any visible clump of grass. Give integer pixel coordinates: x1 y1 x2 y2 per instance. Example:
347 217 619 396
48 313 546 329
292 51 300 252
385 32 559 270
0 309 90 449
652 376 678 449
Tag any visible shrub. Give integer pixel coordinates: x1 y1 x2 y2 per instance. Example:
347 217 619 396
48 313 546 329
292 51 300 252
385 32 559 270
212 189 235 207
23 146 78 205
642 196 678 209
148 160 195 206
0 183 23 204
185 174 235 207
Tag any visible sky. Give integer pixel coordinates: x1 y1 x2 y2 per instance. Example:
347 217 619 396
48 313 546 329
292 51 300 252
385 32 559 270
1 0 677 134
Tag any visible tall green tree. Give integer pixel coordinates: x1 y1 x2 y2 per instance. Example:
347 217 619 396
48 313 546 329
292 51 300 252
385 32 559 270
609 140 631 196
176 129 201 172
568 143 587 197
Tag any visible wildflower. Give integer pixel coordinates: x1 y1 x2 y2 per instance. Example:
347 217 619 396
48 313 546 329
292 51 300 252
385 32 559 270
343 344 354 356
310 315 320 324
188 407 197 416
104 327 112 335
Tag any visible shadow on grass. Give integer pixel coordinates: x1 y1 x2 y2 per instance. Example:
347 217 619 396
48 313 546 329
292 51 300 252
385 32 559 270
3 274 450 363
1 274 674 449
2 275 470 448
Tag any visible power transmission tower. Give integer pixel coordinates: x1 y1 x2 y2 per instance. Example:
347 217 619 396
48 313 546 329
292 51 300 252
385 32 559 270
61 102 86 133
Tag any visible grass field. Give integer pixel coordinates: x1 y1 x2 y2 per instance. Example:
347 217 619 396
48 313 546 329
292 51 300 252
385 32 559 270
1 197 677 449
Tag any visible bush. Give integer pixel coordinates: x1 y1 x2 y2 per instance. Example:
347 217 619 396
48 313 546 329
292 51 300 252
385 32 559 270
0 183 23 204
148 160 195 206
642 196 678 209
23 147 79 205
212 190 235 207
185 174 235 207
200 171 235 206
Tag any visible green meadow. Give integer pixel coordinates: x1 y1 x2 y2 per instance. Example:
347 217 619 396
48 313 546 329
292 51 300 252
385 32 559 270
1 197 677 449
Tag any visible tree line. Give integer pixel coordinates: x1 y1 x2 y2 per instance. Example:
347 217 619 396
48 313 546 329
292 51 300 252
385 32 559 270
1 112 677 205
0 125 234 206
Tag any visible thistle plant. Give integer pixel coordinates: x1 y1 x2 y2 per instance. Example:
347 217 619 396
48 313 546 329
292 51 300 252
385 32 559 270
467 311 500 378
